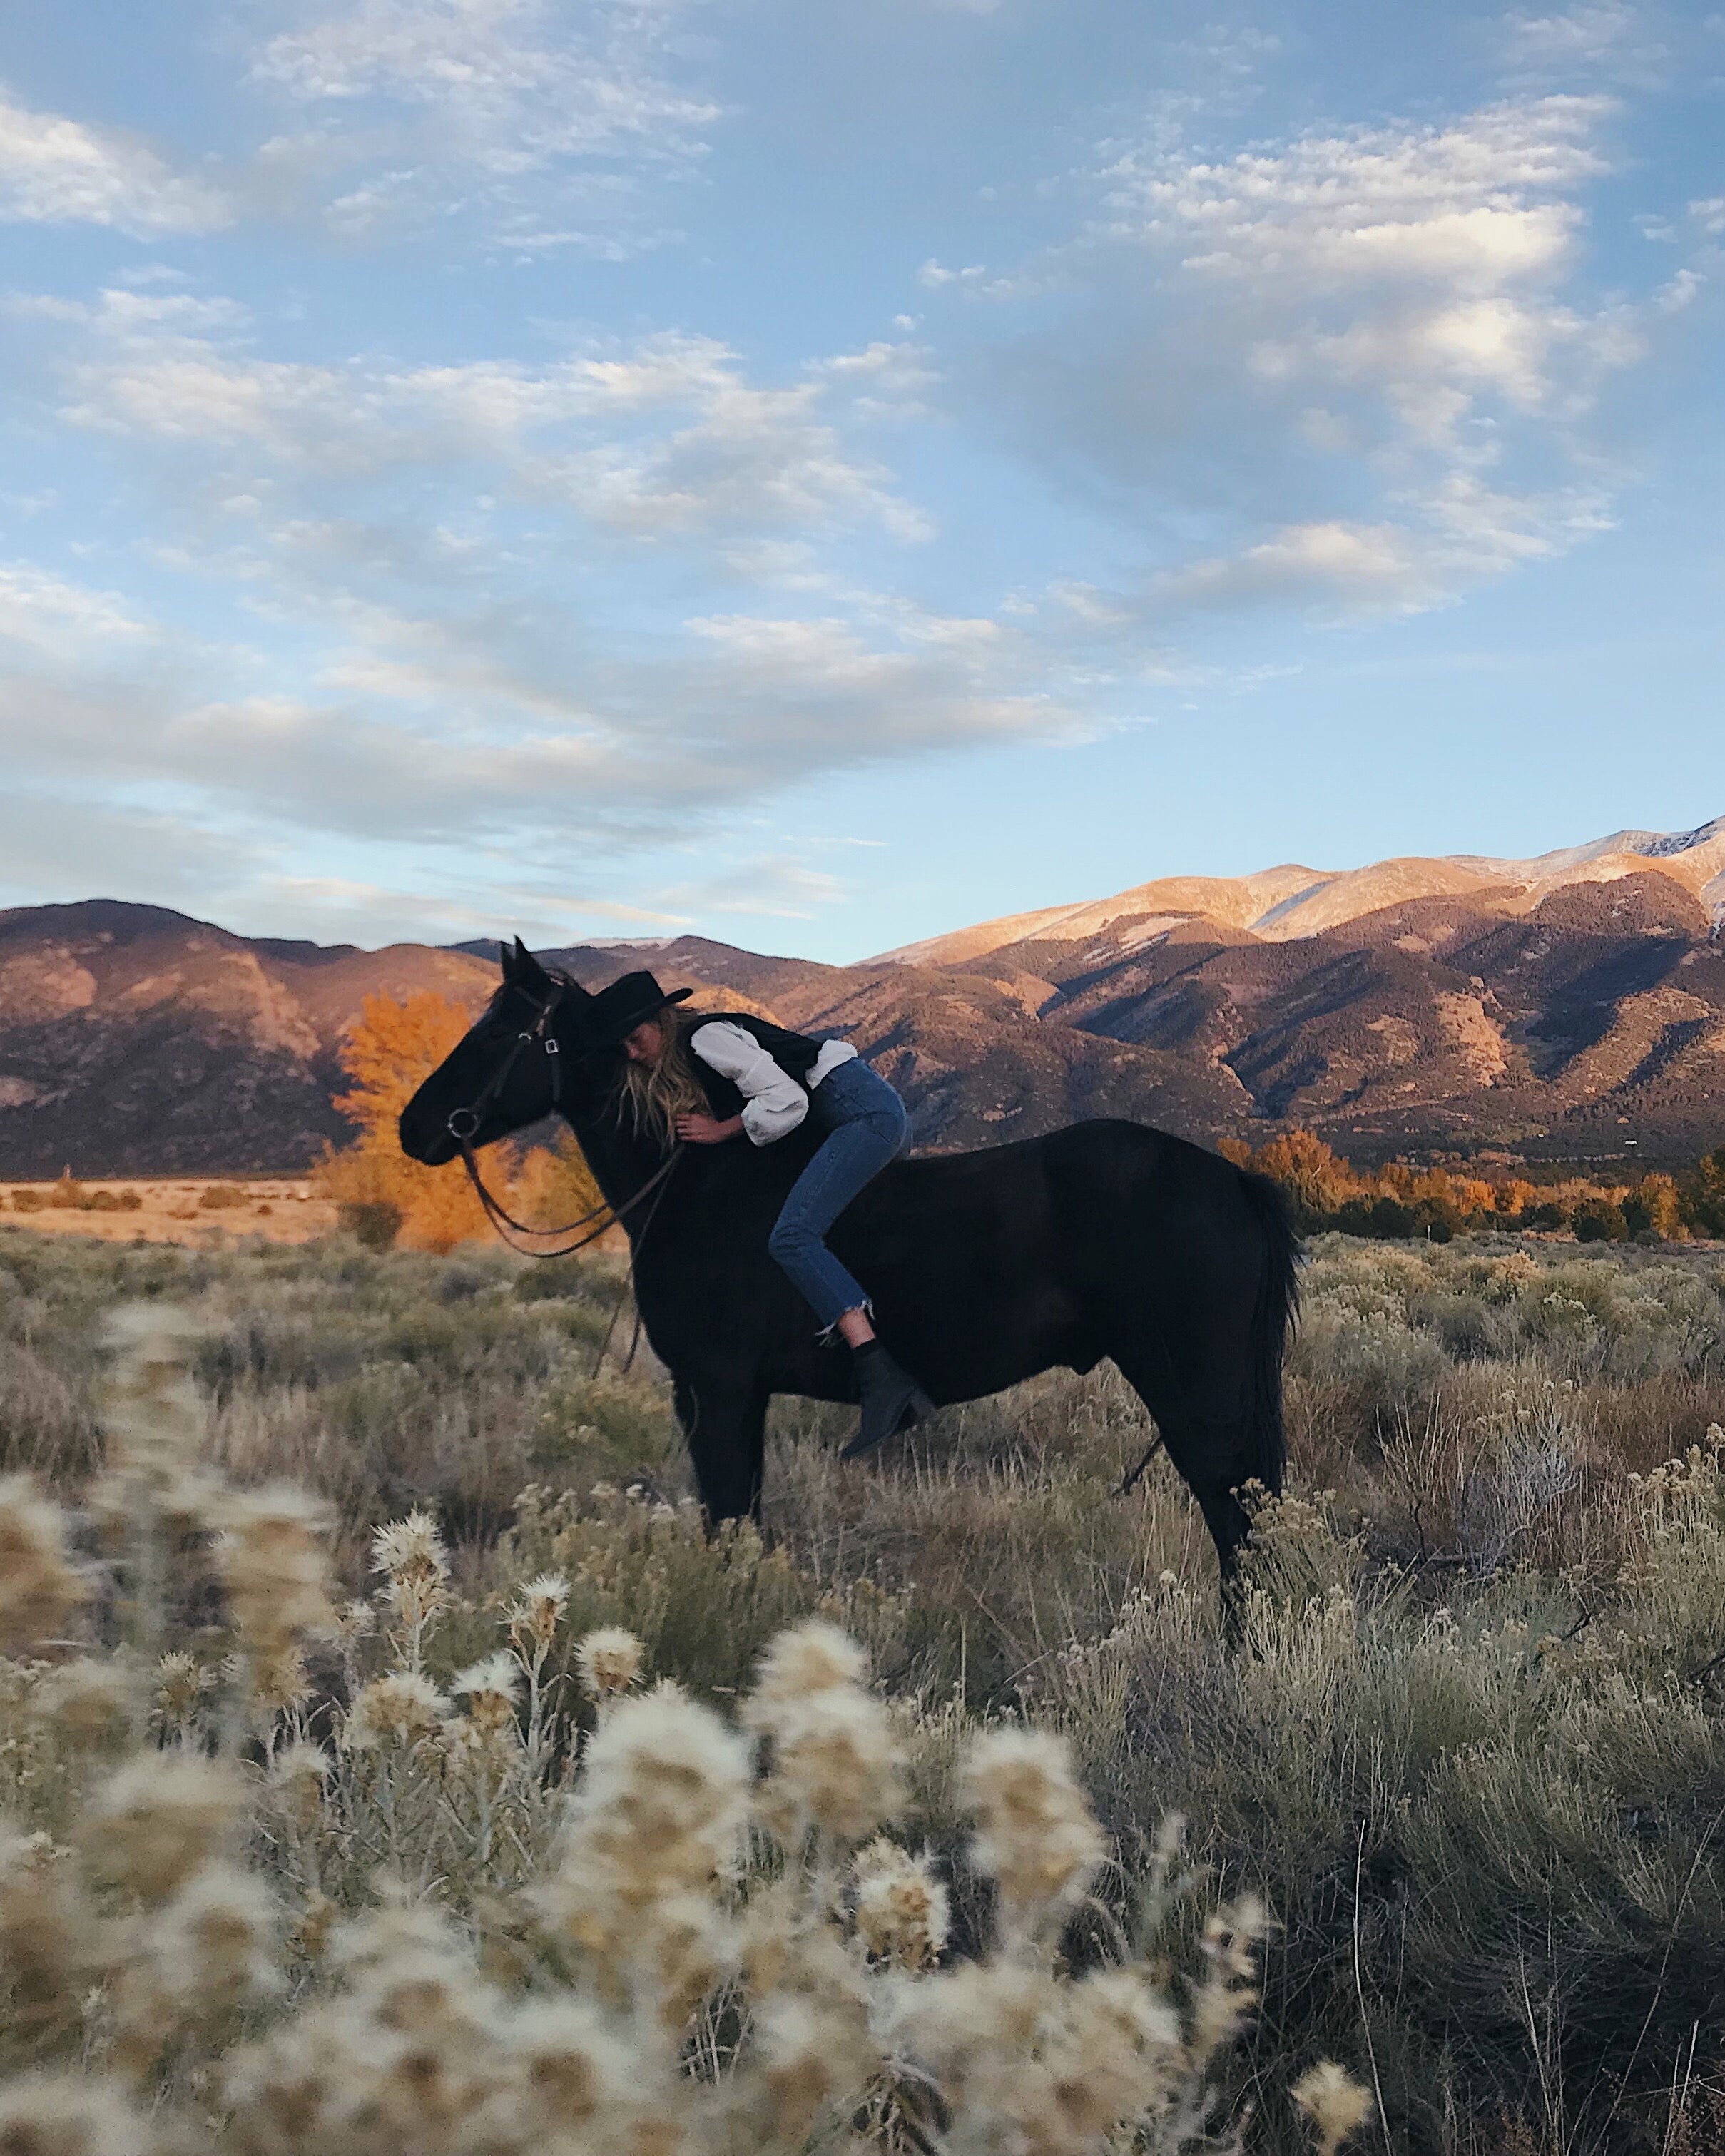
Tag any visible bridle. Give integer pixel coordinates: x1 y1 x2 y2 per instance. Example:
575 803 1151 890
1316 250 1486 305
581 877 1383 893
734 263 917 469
445 979 683 1261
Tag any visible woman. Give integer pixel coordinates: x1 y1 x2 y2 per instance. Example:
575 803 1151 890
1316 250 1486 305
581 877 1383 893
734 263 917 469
577 970 933 1458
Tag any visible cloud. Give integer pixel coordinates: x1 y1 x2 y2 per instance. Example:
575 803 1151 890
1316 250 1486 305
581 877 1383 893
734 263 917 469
648 855 848 920
0 792 255 912
1500 1 1670 86
1164 475 1612 616
245 0 718 250
6 278 1070 914
41 292 932 542
920 259 988 290
0 519 1079 869
945 94 1642 619
216 871 689 950
0 561 156 656
0 84 230 234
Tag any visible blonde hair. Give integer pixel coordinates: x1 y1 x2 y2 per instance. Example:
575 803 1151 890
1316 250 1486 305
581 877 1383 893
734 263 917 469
614 1015 707 1151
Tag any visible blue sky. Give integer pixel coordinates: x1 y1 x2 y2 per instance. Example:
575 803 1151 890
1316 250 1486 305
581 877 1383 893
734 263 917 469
1 0 1720 961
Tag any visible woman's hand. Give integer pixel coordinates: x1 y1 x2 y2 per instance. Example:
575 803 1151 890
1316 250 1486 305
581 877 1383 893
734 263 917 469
675 1111 746 1145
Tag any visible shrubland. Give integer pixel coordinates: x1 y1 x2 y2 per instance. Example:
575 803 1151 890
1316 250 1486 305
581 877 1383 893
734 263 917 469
3 1219 1725 2152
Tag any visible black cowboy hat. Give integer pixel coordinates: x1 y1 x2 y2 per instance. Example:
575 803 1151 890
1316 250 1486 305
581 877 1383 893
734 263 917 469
576 970 693 1051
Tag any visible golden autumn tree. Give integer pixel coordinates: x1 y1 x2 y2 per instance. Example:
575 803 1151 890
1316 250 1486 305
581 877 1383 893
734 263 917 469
315 990 599 1255
1246 1130 1358 1227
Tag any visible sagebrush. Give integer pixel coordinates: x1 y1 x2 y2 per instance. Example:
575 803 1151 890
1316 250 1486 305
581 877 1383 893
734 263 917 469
4 1221 1725 2150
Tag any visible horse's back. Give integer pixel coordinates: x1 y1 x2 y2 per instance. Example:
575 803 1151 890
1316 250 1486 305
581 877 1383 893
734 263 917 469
875 1115 1218 1224
841 1117 1204 1306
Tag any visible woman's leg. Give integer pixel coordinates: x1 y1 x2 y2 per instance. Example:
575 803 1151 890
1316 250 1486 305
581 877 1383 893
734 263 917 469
765 1064 905 1331
766 1062 930 1457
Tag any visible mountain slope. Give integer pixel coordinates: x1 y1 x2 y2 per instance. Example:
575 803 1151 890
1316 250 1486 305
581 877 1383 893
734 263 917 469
2 815 1722 1178
875 817 1725 966
0 901 495 1175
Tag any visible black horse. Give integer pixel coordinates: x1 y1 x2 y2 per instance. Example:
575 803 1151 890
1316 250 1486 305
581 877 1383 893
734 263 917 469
400 941 1300 1580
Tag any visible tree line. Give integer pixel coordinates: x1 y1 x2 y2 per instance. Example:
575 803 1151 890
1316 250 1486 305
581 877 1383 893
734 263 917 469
1221 1128 1725 1243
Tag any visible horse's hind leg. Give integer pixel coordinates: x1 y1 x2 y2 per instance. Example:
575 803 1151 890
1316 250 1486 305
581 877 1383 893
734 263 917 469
673 1375 769 1526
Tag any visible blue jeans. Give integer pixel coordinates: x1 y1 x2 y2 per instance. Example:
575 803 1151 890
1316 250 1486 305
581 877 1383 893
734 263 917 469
766 1059 910 1331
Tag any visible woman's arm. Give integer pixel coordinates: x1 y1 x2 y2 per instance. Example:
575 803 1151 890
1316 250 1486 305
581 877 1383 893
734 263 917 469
686 1022 810 1145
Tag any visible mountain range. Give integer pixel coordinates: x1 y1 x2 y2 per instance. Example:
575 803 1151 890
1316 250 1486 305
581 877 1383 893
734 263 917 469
3 815 1723 1177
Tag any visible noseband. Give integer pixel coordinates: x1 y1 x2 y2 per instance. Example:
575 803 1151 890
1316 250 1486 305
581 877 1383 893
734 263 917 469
446 981 682 1260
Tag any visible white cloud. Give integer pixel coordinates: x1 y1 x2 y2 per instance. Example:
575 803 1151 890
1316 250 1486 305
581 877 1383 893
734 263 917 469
41 294 930 543
245 0 718 250
1169 520 1435 611
1165 476 1612 616
0 510 1078 865
0 561 156 656
1656 268 1702 311
1104 96 1609 275
1501 1 1669 86
951 95 1642 620
919 258 988 290
650 855 848 920
0 84 230 234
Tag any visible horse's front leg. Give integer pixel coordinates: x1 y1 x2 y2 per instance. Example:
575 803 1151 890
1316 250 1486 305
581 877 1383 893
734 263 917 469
672 1372 769 1526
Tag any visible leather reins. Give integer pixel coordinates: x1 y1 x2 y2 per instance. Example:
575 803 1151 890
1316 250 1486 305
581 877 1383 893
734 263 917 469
446 980 684 1262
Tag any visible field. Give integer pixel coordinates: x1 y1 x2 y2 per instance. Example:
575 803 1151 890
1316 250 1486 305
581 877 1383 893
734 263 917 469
2 1179 336 1245
3 1218 1725 2154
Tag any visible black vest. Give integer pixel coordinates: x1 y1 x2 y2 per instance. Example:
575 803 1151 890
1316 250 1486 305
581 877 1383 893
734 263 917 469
683 1012 827 1122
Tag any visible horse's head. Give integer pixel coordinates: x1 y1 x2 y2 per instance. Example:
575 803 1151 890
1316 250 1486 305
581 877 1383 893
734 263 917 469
399 938 593 1166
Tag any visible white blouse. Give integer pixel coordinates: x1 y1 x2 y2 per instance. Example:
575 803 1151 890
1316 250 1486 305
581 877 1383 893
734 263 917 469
688 1021 858 1146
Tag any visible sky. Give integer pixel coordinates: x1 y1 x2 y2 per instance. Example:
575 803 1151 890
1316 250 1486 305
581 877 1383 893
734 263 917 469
1 0 1721 963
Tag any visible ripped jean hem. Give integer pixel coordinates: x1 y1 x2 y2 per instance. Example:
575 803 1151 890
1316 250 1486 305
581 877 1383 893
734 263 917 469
815 1298 874 1347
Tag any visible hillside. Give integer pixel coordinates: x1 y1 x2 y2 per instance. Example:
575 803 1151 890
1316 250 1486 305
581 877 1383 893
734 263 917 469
875 816 1725 964
0 901 495 1174
2 815 1722 1176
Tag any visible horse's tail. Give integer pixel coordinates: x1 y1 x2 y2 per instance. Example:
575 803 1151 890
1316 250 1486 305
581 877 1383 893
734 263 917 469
1237 1168 1301 1496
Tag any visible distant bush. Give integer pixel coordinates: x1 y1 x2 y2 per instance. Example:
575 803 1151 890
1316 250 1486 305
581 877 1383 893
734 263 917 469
7 1184 141 1214
1573 1194 1629 1242
337 1197 404 1251
197 1183 247 1210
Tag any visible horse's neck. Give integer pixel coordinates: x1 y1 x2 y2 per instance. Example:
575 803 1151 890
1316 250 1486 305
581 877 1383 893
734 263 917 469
562 1105 668 1235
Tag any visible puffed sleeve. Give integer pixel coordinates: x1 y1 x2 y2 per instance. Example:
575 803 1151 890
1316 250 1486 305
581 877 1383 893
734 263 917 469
688 1022 810 1144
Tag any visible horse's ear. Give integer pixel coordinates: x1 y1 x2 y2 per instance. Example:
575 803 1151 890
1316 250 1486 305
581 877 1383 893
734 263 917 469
509 936 553 992
499 938 519 981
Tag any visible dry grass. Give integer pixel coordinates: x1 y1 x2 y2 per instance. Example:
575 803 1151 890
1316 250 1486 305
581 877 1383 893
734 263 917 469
3 1220 1725 2151
0 1309 1350 2156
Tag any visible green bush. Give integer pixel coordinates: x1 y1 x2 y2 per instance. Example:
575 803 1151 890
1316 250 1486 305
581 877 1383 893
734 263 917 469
333 1197 399 1249
1574 1195 1629 1243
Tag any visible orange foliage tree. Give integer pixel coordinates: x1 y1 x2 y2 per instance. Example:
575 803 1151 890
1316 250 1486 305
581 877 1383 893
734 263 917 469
315 991 601 1254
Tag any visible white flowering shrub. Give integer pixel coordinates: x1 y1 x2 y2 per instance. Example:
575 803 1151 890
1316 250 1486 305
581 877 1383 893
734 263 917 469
0 1308 1369 2156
